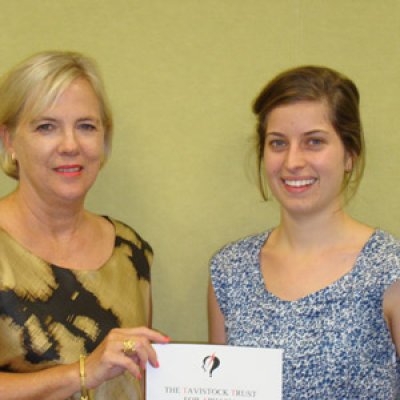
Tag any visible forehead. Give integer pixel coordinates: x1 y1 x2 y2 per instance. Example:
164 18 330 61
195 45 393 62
266 100 333 133
22 78 100 122
47 79 100 112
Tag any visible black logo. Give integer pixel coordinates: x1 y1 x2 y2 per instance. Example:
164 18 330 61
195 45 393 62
202 353 220 377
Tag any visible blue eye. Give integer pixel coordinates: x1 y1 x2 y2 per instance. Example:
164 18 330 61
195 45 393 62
36 123 55 132
79 123 97 131
307 138 324 146
268 139 287 149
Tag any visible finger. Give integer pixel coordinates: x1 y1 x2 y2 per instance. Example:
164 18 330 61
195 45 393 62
120 356 144 380
106 350 143 380
122 337 157 369
85 346 143 387
117 327 170 343
122 339 136 356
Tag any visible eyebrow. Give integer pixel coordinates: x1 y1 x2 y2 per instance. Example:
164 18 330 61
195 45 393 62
266 129 330 137
30 116 101 124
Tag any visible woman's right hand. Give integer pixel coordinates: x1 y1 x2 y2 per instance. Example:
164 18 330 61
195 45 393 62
83 326 170 389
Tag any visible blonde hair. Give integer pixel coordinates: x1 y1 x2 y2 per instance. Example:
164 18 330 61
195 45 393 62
0 50 113 179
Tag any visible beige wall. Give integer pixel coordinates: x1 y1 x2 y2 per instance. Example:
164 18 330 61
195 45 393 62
1 0 399 341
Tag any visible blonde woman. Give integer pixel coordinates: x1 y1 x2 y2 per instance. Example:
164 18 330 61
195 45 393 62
0 51 169 400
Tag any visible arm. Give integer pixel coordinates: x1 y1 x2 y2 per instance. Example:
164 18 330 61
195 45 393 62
0 364 80 400
208 279 227 344
147 286 153 329
0 326 169 400
383 279 400 355
142 285 156 398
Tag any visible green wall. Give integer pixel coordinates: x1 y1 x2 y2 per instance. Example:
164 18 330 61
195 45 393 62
1 0 399 341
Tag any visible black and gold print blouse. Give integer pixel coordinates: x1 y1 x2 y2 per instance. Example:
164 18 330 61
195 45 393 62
0 217 152 399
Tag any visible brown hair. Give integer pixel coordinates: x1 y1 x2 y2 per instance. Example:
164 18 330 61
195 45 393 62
253 65 364 200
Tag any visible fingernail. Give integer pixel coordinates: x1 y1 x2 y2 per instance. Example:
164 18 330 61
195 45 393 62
164 336 171 342
137 372 142 380
155 361 160 368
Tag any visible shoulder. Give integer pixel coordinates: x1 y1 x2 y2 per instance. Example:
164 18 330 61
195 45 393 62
106 216 153 255
104 217 153 280
363 229 400 281
212 231 270 259
209 231 269 313
364 229 400 259
210 231 270 272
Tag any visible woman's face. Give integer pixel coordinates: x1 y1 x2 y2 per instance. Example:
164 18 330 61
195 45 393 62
264 100 352 218
8 78 105 206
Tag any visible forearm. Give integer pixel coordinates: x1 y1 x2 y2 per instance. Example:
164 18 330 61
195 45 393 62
0 362 80 400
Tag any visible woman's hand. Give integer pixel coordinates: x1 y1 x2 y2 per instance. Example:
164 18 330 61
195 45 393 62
83 327 170 389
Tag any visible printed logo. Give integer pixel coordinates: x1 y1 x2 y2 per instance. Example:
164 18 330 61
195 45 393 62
202 352 220 377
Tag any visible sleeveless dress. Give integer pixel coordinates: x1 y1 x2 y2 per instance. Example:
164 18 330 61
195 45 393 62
210 229 400 399
0 217 152 400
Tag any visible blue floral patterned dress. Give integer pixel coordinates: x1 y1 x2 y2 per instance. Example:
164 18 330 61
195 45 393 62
210 229 400 399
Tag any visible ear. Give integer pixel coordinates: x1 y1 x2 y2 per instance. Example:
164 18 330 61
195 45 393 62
0 125 15 154
344 152 354 173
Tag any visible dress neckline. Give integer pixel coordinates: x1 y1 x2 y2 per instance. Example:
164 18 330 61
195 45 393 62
254 228 380 304
0 215 117 273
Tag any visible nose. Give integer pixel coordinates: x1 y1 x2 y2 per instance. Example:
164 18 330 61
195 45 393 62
58 128 79 155
284 143 305 171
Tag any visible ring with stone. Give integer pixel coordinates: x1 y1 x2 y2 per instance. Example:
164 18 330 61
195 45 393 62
122 339 136 356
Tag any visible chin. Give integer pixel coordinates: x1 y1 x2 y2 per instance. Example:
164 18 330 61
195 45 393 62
280 199 321 216
52 187 90 204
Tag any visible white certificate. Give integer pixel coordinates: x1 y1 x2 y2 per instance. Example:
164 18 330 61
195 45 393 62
146 344 283 400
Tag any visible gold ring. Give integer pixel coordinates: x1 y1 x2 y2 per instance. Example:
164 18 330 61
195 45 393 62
123 339 136 356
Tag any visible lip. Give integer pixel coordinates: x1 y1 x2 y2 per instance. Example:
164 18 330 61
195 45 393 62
281 177 317 192
53 164 83 177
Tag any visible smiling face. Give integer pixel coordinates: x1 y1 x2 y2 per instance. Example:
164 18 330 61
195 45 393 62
264 100 352 218
7 78 105 206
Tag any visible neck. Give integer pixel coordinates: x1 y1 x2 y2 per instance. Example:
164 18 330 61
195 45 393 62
275 206 356 252
7 186 86 238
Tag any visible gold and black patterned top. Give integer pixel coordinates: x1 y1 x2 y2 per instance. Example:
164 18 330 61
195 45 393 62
0 217 152 399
